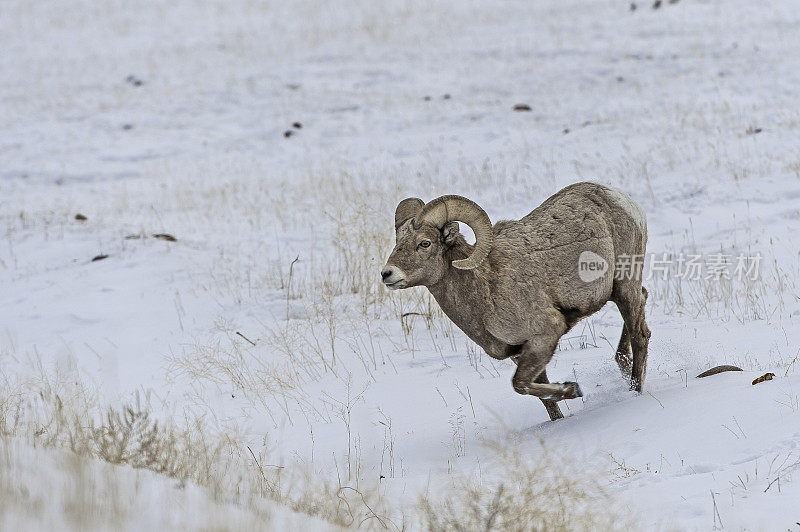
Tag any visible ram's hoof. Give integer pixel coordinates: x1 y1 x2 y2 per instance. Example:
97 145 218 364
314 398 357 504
563 381 583 399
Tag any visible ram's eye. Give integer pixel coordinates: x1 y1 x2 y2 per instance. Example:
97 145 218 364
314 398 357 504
418 240 431 249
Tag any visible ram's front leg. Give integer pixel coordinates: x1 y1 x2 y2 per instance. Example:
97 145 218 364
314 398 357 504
510 355 564 420
534 369 566 420
511 338 582 420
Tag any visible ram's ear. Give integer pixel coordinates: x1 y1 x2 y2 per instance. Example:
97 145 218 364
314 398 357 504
394 198 424 237
442 221 460 246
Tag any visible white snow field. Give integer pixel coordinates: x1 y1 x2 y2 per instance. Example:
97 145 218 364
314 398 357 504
3 0 800 529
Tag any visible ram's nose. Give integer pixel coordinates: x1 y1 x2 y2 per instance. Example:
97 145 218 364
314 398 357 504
380 266 404 288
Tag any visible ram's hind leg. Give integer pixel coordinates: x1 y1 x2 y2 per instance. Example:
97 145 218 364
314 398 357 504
614 324 632 378
614 285 650 392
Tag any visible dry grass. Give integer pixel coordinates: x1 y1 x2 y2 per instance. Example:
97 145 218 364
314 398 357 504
0 366 397 530
0 436 317 530
418 440 634 531
645 245 796 323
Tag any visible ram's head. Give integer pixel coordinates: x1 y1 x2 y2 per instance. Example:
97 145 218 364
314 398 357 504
381 195 493 289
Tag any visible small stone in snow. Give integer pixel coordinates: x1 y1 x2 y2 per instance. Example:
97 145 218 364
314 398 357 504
513 103 532 112
125 75 144 87
75 213 87 221
751 372 775 385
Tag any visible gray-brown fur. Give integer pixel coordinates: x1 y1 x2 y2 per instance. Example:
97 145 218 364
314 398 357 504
382 182 651 421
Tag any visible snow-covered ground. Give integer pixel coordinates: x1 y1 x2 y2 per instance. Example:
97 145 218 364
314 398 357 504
3 0 800 529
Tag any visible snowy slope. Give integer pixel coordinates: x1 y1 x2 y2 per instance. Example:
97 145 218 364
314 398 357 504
2 0 800 529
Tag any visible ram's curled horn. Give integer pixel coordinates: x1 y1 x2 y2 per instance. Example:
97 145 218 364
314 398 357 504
394 198 425 230
414 195 493 270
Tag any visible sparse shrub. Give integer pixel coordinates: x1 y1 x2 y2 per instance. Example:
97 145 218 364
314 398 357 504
418 441 633 531
0 372 397 530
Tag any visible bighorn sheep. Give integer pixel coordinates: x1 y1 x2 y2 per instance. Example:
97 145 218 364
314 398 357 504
381 182 650 421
